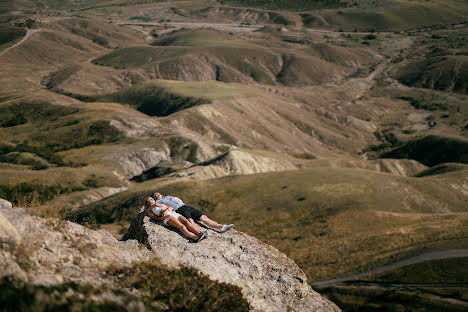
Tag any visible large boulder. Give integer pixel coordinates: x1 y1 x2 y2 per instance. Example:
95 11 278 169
124 211 340 312
0 204 152 286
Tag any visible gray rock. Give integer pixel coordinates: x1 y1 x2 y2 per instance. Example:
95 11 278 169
0 205 152 289
0 198 12 210
124 211 340 312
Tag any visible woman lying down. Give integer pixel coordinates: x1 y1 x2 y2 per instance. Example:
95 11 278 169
144 197 208 243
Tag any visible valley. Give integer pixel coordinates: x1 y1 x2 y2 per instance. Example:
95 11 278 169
1 0 467 310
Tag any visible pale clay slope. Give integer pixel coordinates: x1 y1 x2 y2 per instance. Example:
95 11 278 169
123 208 340 312
0 198 340 311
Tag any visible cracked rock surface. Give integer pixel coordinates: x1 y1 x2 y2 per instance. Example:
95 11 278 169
124 210 340 312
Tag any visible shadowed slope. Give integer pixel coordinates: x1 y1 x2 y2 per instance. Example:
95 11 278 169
394 55 468 94
380 135 468 167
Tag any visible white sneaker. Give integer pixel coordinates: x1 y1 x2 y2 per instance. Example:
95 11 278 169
220 224 233 233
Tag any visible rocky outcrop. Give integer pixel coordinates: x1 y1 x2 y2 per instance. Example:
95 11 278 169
171 149 299 180
53 186 128 209
1 197 339 311
0 199 152 288
124 210 340 312
106 148 171 178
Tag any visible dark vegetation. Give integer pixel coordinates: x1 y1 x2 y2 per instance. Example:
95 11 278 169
380 135 468 166
363 129 401 153
165 136 201 163
130 164 176 182
0 152 48 170
0 100 123 170
64 189 149 224
0 100 123 150
109 261 249 312
41 65 81 90
0 143 67 167
0 119 122 162
0 276 136 312
0 183 83 206
1 264 249 312
63 19 110 47
413 163 466 177
217 0 344 10
0 25 25 47
0 101 78 129
128 16 152 21
398 96 447 111
94 84 208 117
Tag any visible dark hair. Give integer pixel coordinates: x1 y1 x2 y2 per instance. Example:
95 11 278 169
144 197 153 208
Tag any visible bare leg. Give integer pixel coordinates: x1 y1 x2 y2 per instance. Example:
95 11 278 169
188 218 202 232
199 215 222 230
178 216 201 235
166 217 199 240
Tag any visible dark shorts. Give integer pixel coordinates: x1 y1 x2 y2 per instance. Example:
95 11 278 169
176 205 203 221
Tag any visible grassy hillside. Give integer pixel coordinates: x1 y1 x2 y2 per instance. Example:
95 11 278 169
300 0 468 31
89 79 254 116
318 257 468 311
0 25 25 49
73 166 468 281
395 56 468 94
380 135 468 166
1 0 468 310
91 28 377 87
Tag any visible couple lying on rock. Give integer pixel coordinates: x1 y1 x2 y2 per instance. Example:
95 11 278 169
144 192 234 243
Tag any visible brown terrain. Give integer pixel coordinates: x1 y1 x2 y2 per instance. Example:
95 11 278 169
1 0 467 311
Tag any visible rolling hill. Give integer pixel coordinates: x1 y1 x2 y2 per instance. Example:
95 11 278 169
1 0 468 310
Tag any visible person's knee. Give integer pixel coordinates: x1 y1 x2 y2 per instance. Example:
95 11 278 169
200 215 207 222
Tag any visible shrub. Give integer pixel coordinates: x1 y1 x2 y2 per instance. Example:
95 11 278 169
0 183 75 206
108 261 249 312
363 34 376 40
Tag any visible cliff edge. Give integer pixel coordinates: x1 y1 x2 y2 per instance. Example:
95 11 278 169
123 210 340 312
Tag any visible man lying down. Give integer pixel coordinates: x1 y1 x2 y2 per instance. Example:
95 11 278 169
144 192 233 243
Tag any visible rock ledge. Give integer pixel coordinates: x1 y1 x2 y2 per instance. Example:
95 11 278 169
124 211 340 312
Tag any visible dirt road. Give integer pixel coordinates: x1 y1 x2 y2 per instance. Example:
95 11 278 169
311 249 468 287
0 28 50 57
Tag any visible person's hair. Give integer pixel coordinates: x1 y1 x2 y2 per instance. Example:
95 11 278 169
144 197 153 208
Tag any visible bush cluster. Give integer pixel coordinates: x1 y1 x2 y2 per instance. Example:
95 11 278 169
0 183 80 206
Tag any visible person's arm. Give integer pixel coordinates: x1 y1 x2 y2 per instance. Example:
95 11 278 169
146 205 165 221
170 196 183 204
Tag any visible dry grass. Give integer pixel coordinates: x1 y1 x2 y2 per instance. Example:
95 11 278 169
77 166 468 281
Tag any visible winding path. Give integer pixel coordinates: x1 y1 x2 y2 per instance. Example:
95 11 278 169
0 28 49 57
311 249 468 287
